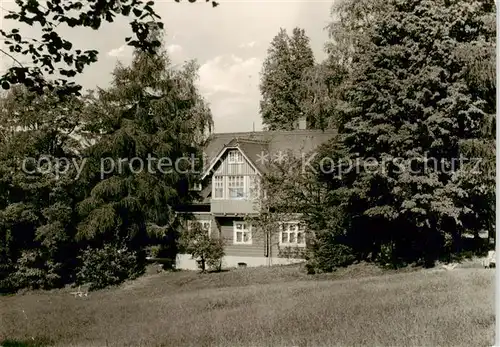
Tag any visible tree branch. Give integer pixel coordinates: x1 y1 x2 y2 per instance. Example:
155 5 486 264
0 49 24 68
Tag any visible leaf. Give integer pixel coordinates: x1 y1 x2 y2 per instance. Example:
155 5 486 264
133 8 143 17
62 41 72 50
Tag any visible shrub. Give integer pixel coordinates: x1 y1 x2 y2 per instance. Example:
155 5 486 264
147 245 161 258
75 243 145 290
278 246 306 259
0 260 16 293
0 338 53 347
204 238 225 272
376 243 400 269
11 249 63 290
306 229 355 274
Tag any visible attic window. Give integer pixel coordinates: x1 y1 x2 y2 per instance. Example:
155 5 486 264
228 150 243 164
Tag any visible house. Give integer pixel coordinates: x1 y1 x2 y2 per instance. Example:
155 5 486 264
176 120 336 270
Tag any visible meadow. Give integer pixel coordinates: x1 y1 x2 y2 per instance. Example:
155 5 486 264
0 263 494 347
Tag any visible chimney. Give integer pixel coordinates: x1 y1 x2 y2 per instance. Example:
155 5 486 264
297 116 307 130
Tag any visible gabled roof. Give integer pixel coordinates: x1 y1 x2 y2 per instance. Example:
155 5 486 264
201 138 269 179
201 129 337 179
227 138 270 173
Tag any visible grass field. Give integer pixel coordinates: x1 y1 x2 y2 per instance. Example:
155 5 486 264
0 263 494 347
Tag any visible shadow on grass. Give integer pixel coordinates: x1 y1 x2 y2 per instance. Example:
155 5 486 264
207 268 231 273
0 338 53 347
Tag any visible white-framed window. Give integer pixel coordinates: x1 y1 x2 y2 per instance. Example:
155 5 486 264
228 150 243 164
234 221 252 244
228 175 245 199
213 175 224 199
189 183 202 191
188 220 212 235
279 222 306 247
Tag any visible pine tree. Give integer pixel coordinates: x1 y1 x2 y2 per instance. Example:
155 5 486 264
259 28 315 130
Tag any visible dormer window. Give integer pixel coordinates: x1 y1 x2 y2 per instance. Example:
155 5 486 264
228 150 243 164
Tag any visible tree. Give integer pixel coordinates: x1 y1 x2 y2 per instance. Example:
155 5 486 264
246 149 346 267
0 2 216 292
179 221 224 272
0 0 219 97
325 0 387 68
314 0 495 268
0 86 86 292
291 0 388 132
0 26 213 292
246 152 306 262
453 2 496 248
259 28 315 130
75 28 212 286
299 58 348 130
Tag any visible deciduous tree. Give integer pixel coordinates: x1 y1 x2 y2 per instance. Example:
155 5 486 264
0 87 86 292
315 0 495 268
179 221 224 272
260 28 314 130
0 0 218 96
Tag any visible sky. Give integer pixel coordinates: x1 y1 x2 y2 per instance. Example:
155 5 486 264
0 0 335 133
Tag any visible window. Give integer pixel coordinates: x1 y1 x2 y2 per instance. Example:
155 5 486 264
228 150 243 164
234 221 252 244
188 220 212 235
189 183 202 191
213 176 224 199
228 176 244 199
279 222 306 247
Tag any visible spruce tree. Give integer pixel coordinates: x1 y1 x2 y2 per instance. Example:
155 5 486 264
76 28 212 285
